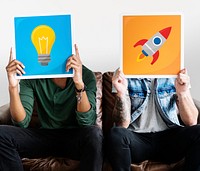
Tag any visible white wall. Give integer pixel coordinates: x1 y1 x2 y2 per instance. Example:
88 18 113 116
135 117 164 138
1 0 200 106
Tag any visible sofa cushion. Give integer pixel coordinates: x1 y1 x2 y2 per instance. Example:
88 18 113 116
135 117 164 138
103 158 184 171
22 157 80 171
131 159 184 171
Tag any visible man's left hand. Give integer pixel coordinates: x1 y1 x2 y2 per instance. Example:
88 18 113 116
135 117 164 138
175 68 191 95
66 44 84 90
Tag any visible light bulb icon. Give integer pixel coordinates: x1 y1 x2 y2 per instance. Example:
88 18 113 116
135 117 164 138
31 25 56 66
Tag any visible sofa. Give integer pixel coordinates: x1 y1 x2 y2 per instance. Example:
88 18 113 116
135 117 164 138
0 71 200 171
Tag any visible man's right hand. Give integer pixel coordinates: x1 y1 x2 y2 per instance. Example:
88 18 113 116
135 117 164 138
6 48 25 88
112 68 128 98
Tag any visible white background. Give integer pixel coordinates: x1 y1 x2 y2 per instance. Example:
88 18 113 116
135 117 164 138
0 0 200 106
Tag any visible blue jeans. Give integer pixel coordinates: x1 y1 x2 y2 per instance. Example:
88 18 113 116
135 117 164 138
106 125 200 171
0 125 103 171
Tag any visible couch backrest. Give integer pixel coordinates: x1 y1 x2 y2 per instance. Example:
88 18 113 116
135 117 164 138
102 72 115 134
94 72 103 128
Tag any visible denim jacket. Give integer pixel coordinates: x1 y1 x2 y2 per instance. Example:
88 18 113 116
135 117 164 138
128 78 181 128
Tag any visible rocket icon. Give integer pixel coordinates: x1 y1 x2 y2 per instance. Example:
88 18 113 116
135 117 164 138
134 27 172 65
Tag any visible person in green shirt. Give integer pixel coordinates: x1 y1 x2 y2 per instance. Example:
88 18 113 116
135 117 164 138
0 44 103 171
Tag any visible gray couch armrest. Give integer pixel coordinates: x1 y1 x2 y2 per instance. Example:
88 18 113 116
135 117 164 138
0 103 11 125
193 99 200 124
194 99 200 113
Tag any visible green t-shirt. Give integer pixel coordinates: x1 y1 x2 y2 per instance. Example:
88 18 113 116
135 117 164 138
14 66 97 129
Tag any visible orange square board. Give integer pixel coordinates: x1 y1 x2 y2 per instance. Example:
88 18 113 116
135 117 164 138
122 14 183 78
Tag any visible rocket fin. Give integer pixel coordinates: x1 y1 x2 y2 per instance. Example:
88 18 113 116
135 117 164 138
151 51 159 65
134 39 148 47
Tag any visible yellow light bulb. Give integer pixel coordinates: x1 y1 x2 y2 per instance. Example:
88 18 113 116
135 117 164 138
31 25 56 66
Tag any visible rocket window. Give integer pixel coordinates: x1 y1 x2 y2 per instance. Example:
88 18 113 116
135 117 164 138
153 36 162 46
